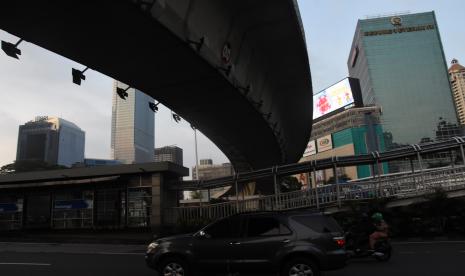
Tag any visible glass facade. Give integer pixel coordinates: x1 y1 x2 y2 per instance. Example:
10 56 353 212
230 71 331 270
84 158 122 167
16 116 85 167
154 146 184 166
348 12 458 149
302 107 388 182
52 190 93 229
57 119 86 167
0 195 23 230
111 81 155 164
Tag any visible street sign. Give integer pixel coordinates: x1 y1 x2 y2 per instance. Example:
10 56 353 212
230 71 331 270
0 203 19 213
54 199 93 210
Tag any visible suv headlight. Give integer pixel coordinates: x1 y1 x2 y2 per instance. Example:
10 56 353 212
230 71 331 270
146 242 159 254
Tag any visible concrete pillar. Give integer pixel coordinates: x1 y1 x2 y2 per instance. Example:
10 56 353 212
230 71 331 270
273 167 279 209
460 144 465 166
333 164 341 208
312 164 319 210
150 173 162 232
235 174 239 212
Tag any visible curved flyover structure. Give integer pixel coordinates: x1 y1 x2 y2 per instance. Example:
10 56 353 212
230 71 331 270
0 0 312 172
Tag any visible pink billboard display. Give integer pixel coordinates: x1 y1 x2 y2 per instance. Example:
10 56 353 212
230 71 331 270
303 140 316 157
313 78 355 120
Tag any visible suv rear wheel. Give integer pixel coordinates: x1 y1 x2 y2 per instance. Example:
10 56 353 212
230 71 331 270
281 257 320 276
158 256 189 276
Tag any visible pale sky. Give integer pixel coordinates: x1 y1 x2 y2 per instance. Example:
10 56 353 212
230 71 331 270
1 1 464 177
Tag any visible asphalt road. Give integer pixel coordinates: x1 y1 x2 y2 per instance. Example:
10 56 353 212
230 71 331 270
327 241 465 276
0 241 464 276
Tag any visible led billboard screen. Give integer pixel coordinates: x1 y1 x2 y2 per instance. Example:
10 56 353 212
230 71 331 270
313 78 361 121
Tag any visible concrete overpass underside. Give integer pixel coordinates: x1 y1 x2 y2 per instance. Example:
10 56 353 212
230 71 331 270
0 0 313 172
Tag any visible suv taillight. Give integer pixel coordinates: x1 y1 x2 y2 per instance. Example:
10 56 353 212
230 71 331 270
333 237 345 248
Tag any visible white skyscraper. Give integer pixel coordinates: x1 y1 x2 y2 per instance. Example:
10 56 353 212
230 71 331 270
449 59 465 125
111 81 155 164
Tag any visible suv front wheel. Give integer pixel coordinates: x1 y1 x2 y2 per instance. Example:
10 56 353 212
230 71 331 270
158 256 190 276
281 257 320 276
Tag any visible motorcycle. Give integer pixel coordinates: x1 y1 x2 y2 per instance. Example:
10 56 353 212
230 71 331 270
345 231 392 262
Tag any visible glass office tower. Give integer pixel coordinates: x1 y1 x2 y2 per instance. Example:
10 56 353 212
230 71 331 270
111 81 155 164
348 12 458 150
17 116 85 167
154 146 183 166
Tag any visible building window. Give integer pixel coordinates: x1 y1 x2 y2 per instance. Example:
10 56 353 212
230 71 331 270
52 190 93 229
350 46 359 67
127 187 151 227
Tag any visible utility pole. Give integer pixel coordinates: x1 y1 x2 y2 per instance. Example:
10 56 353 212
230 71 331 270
192 126 202 212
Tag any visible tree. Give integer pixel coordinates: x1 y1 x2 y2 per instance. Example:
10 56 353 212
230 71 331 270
280 176 302 192
190 190 202 200
0 160 68 174
423 187 449 234
0 163 15 174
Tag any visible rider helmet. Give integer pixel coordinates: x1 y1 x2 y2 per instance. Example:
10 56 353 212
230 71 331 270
371 212 383 222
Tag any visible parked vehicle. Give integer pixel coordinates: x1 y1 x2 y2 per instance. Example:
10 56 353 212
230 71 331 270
146 210 347 276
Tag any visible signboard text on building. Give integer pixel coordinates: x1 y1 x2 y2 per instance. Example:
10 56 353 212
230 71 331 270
0 203 19 213
54 199 93 210
317 135 333 152
364 24 435 37
303 140 317 157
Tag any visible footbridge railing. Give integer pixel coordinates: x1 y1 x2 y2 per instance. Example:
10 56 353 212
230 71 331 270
164 165 465 225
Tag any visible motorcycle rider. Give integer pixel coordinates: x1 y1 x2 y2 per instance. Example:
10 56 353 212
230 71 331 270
369 212 388 250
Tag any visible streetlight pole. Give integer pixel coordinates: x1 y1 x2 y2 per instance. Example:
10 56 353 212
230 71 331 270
193 127 202 212
194 128 200 182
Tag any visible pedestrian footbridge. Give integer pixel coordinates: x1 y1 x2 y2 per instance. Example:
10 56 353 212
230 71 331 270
0 0 311 172
166 138 465 224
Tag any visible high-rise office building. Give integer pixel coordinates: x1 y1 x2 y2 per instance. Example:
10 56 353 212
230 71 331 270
154 146 183 166
348 12 458 149
192 159 234 180
16 116 85 167
192 159 234 199
301 106 387 185
449 59 465 125
111 81 155 164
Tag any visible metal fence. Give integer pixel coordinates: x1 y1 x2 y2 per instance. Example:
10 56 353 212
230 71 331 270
165 165 465 225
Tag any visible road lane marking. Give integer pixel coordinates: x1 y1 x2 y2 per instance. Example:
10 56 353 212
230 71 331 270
399 251 415 254
96 252 144 255
0 242 59 245
0 262 51 266
0 250 145 255
393 241 465 245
